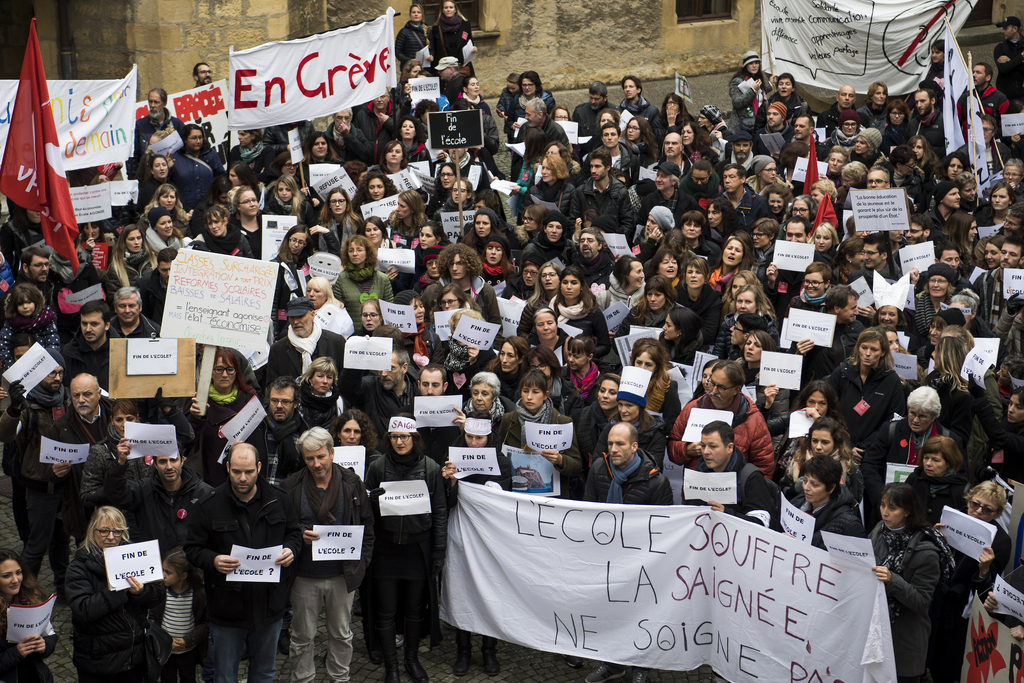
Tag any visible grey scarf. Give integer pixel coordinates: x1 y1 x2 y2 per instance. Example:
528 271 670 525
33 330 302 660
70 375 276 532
515 397 553 426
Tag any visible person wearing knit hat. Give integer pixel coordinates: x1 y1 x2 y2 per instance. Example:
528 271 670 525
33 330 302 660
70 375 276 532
147 206 172 228
742 51 760 67
831 108 862 148
916 263 959 336
419 245 444 291
815 85 856 137
929 180 961 234
750 155 775 177
753 100 794 157
768 101 788 121
729 51 771 135
700 105 723 126
481 233 513 287
852 127 883 167
648 206 675 233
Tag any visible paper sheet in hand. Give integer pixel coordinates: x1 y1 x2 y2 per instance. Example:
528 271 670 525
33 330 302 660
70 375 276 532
1005 269 1024 298
414 395 461 428
781 493 814 544
885 462 913 484
379 480 431 516
821 531 876 567
604 233 632 259
788 410 815 438
126 338 178 375
409 76 440 106
360 195 400 220
681 408 734 442
506 445 560 496
64 283 105 307
757 351 803 391
6 594 55 642
104 539 163 590
150 130 183 157
109 180 139 206
792 156 829 183
333 446 366 480
603 301 629 333
312 525 364 560
524 421 573 452
2 343 58 393
615 328 661 368
376 249 416 275
683 470 737 505
344 336 392 370
992 574 1024 622
228 544 284 582
381 301 417 333
759 132 786 154
433 309 456 341
939 505 996 558
556 120 579 144
899 241 935 274
893 352 918 380
783 309 836 347
849 276 873 307
496 298 526 338
449 447 501 479
39 436 90 465
462 40 476 64
124 421 178 458
452 316 499 351
217 395 266 447
1003 113 1024 137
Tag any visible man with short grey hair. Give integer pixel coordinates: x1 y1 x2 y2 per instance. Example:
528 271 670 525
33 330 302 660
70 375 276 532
110 286 160 338
324 108 371 163
282 427 374 683
518 97 569 147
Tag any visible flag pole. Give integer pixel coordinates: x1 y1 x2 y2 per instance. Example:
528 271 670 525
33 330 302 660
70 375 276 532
763 26 776 76
944 16 982 189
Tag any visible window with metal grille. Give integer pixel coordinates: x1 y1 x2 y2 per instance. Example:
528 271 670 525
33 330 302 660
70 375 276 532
676 0 732 22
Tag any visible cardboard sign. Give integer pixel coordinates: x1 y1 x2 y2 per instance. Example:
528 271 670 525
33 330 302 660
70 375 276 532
428 110 484 149
893 352 918 380
39 436 90 465
780 493 814 544
409 76 441 106
414 395 461 428
359 194 400 220
312 525 365 560
110 338 196 399
227 544 284 582
333 446 366 480
850 188 910 233
381 301 417 333
343 336 393 371
378 479 432 516
3 343 58 393
783 309 837 347
433 309 457 341
681 408 734 442
683 470 738 505
125 338 177 376
788 409 815 438
104 540 162 591
524 421 574 452
939 505 996 559
898 241 935 275
757 351 803 391
496 297 526 338
449 446 501 479
123 421 178 459
6 595 55 643
452 316 500 351
820 530 876 567
70 184 112 223
377 248 416 275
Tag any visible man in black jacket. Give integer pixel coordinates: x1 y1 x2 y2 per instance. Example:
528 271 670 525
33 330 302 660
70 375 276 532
185 442 302 683
251 376 309 486
109 286 161 339
572 82 609 141
995 16 1024 100
266 297 347 386
137 247 175 325
323 109 373 164
61 300 112 390
415 365 460 467
568 149 634 234
909 87 946 153
635 161 698 234
815 85 856 137
577 227 616 293
798 285 865 384
339 345 417 438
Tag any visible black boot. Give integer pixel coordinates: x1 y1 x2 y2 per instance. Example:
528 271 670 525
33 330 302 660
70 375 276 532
376 624 401 683
481 636 500 676
404 618 429 683
453 630 472 676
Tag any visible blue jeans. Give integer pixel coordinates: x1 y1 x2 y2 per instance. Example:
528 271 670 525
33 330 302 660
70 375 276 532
210 619 282 683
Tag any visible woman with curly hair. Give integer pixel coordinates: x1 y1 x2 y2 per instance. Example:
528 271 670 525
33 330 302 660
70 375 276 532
333 235 394 333
351 170 399 214
783 415 863 504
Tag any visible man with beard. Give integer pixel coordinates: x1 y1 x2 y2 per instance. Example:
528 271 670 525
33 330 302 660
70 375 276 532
193 62 212 87
722 131 754 171
619 75 664 141
576 227 616 293
636 161 697 230
908 87 946 152
572 81 609 142
339 346 417 437
61 300 112 390
753 102 794 158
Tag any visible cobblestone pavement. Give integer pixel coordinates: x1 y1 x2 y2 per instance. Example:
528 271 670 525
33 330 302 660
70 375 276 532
0 476 717 683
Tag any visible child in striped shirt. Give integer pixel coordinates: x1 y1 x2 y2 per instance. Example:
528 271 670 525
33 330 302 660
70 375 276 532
155 547 208 683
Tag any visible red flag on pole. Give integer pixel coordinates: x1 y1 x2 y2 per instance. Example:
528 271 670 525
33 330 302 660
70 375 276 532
813 192 838 230
804 133 820 187
0 19 80 271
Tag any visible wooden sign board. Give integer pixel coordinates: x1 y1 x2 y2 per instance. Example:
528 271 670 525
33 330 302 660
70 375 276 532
109 338 196 399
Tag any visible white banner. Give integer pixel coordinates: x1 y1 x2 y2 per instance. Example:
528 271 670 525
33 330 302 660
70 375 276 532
135 79 232 165
761 0 977 95
0 67 137 171
442 484 896 681
228 11 397 130
124 422 178 459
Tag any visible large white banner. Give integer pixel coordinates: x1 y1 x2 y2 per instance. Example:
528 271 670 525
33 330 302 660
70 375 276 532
0 67 137 170
761 0 976 95
442 484 897 682
135 79 231 166
228 10 397 130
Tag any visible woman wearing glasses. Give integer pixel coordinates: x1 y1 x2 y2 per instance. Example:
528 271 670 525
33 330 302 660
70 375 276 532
188 349 262 486
229 186 267 258
364 415 447 683
66 506 163 683
316 187 361 249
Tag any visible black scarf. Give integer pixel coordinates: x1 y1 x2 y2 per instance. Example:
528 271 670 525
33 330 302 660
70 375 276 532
496 368 520 400
28 383 64 408
535 178 565 203
300 381 339 430
445 340 472 371
268 411 304 475
534 230 566 253
439 14 462 33
202 223 246 255
302 463 344 525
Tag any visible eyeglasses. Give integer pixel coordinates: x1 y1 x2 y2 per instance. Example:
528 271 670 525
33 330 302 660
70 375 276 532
803 279 824 286
361 312 380 319
270 399 295 406
968 499 998 516
390 434 412 442
441 298 459 306
213 366 236 375
289 238 307 245
907 411 932 421
691 175 710 184
439 172 455 178
707 380 736 392
329 199 347 205
96 528 124 538
860 250 878 256
240 198 258 205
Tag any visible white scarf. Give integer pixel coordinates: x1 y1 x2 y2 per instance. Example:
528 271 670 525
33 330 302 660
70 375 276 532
288 318 323 372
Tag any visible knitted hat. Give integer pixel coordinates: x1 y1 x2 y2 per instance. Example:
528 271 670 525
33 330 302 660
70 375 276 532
933 181 958 205
423 245 444 263
394 290 418 306
46 348 65 369
751 155 775 175
838 109 862 127
924 263 957 284
700 105 723 125
934 307 967 327
147 206 171 227
484 232 511 260
742 51 760 67
859 128 882 150
522 249 547 267
648 206 675 232
545 210 570 230
767 101 788 120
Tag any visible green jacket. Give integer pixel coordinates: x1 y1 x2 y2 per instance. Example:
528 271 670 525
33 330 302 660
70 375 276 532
332 270 394 333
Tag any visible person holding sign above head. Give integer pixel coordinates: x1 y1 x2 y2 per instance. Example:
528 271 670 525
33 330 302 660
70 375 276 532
279 427 374 683
364 415 447 683
0 548 57 683
266 297 347 385
332 236 395 335
340 341 417 439
870 483 955 683
190 204 254 258
185 442 301 683
66 506 164 683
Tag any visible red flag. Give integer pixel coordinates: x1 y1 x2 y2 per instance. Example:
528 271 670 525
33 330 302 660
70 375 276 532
0 19 80 271
813 193 838 230
804 133 820 187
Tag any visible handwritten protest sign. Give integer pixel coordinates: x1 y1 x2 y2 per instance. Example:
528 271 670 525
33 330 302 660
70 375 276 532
780 493 814 544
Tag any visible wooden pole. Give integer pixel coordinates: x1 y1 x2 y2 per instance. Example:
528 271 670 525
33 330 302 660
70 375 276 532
195 344 217 417
455 151 465 237
763 26 776 76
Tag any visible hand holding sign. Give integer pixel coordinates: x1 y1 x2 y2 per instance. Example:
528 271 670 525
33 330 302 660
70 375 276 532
104 540 163 591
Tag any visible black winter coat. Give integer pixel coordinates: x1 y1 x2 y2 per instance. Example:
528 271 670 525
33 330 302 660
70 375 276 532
66 544 163 675
596 416 667 470
584 449 673 505
578 401 615 469
0 621 56 683
905 466 968 526
265 330 347 386
676 284 722 349
61 331 110 390
395 21 430 63
683 451 777 527
827 361 908 450
806 485 866 550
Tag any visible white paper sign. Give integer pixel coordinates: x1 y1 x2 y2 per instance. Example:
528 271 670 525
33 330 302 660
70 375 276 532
359 194 400 220
788 409 816 438
64 283 105 307
962 346 995 388
217 395 267 448
602 301 629 333
1004 268 1024 298
449 446 501 479
619 366 652 398
104 539 163 591
381 301 417 333
496 297 526 338
409 76 441 106
683 470 738 505
311 166 358 199
615 328 661 368
228 544 284 582
885 462 915 484
970 266 987 284
414 395 461 428
315 303 355 337
109 180 139 206
3 343 58 393
333 446 366 480
791 156 829 183
893 352 918 380
440 210 475 243
939 505 996 559
379 479 432 516
618 109 634 132
377 248 416 275
433 309 457 341
604 233 633 259
312 525 365 560
524 421 574 452
70 184 112 223
899 241 935 275
783 309 837 347
851 188 910 233
452 316 500 351
978 223 1002 239
6 595 55 643
681 408 734 442
561 321 584 338
415 44 431 68
343 336 393 371
820 530 876 567
758 351 803 391
287 128 303 164
124 422 178 459
126 337 178 376
780 493 815 544
39 436 90 465
150 130 183 157
556 120 579 144
1003 112 1024 137
462 40 476 64
773 240 816 273
992 574 1024 622
759 132 787 154
849 276 873 307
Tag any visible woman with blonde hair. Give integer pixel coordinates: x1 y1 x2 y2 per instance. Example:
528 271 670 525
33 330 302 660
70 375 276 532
298 356 342 429
104 225 157 299
719 270 761 318
306 276 342 311
266 174 317 226
138 182 196 237
524 152 574 215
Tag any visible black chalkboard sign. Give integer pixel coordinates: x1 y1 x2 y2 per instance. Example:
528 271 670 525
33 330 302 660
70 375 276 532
427 110 484 150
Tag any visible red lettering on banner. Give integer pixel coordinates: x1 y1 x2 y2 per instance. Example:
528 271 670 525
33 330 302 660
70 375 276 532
172 85 226 121
297 54 326 98
234 70 258 109
265 77 286 106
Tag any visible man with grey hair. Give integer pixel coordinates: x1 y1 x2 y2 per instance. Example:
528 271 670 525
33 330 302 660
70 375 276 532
324 107 372 163
281 426 374 683
110 285 161 338
517 97 570 148
340 345 417 437
267 297 347 386
577 227 616 292
950 289 996 338
861 385 964 526
636 161 698 234
573 81 609 141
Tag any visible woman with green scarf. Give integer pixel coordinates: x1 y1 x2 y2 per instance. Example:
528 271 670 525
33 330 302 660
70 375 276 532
187 348 262 487
333 235 394 334
228 129 276 183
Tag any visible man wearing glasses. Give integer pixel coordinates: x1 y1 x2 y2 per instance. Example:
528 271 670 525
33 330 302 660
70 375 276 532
266 297 347 386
